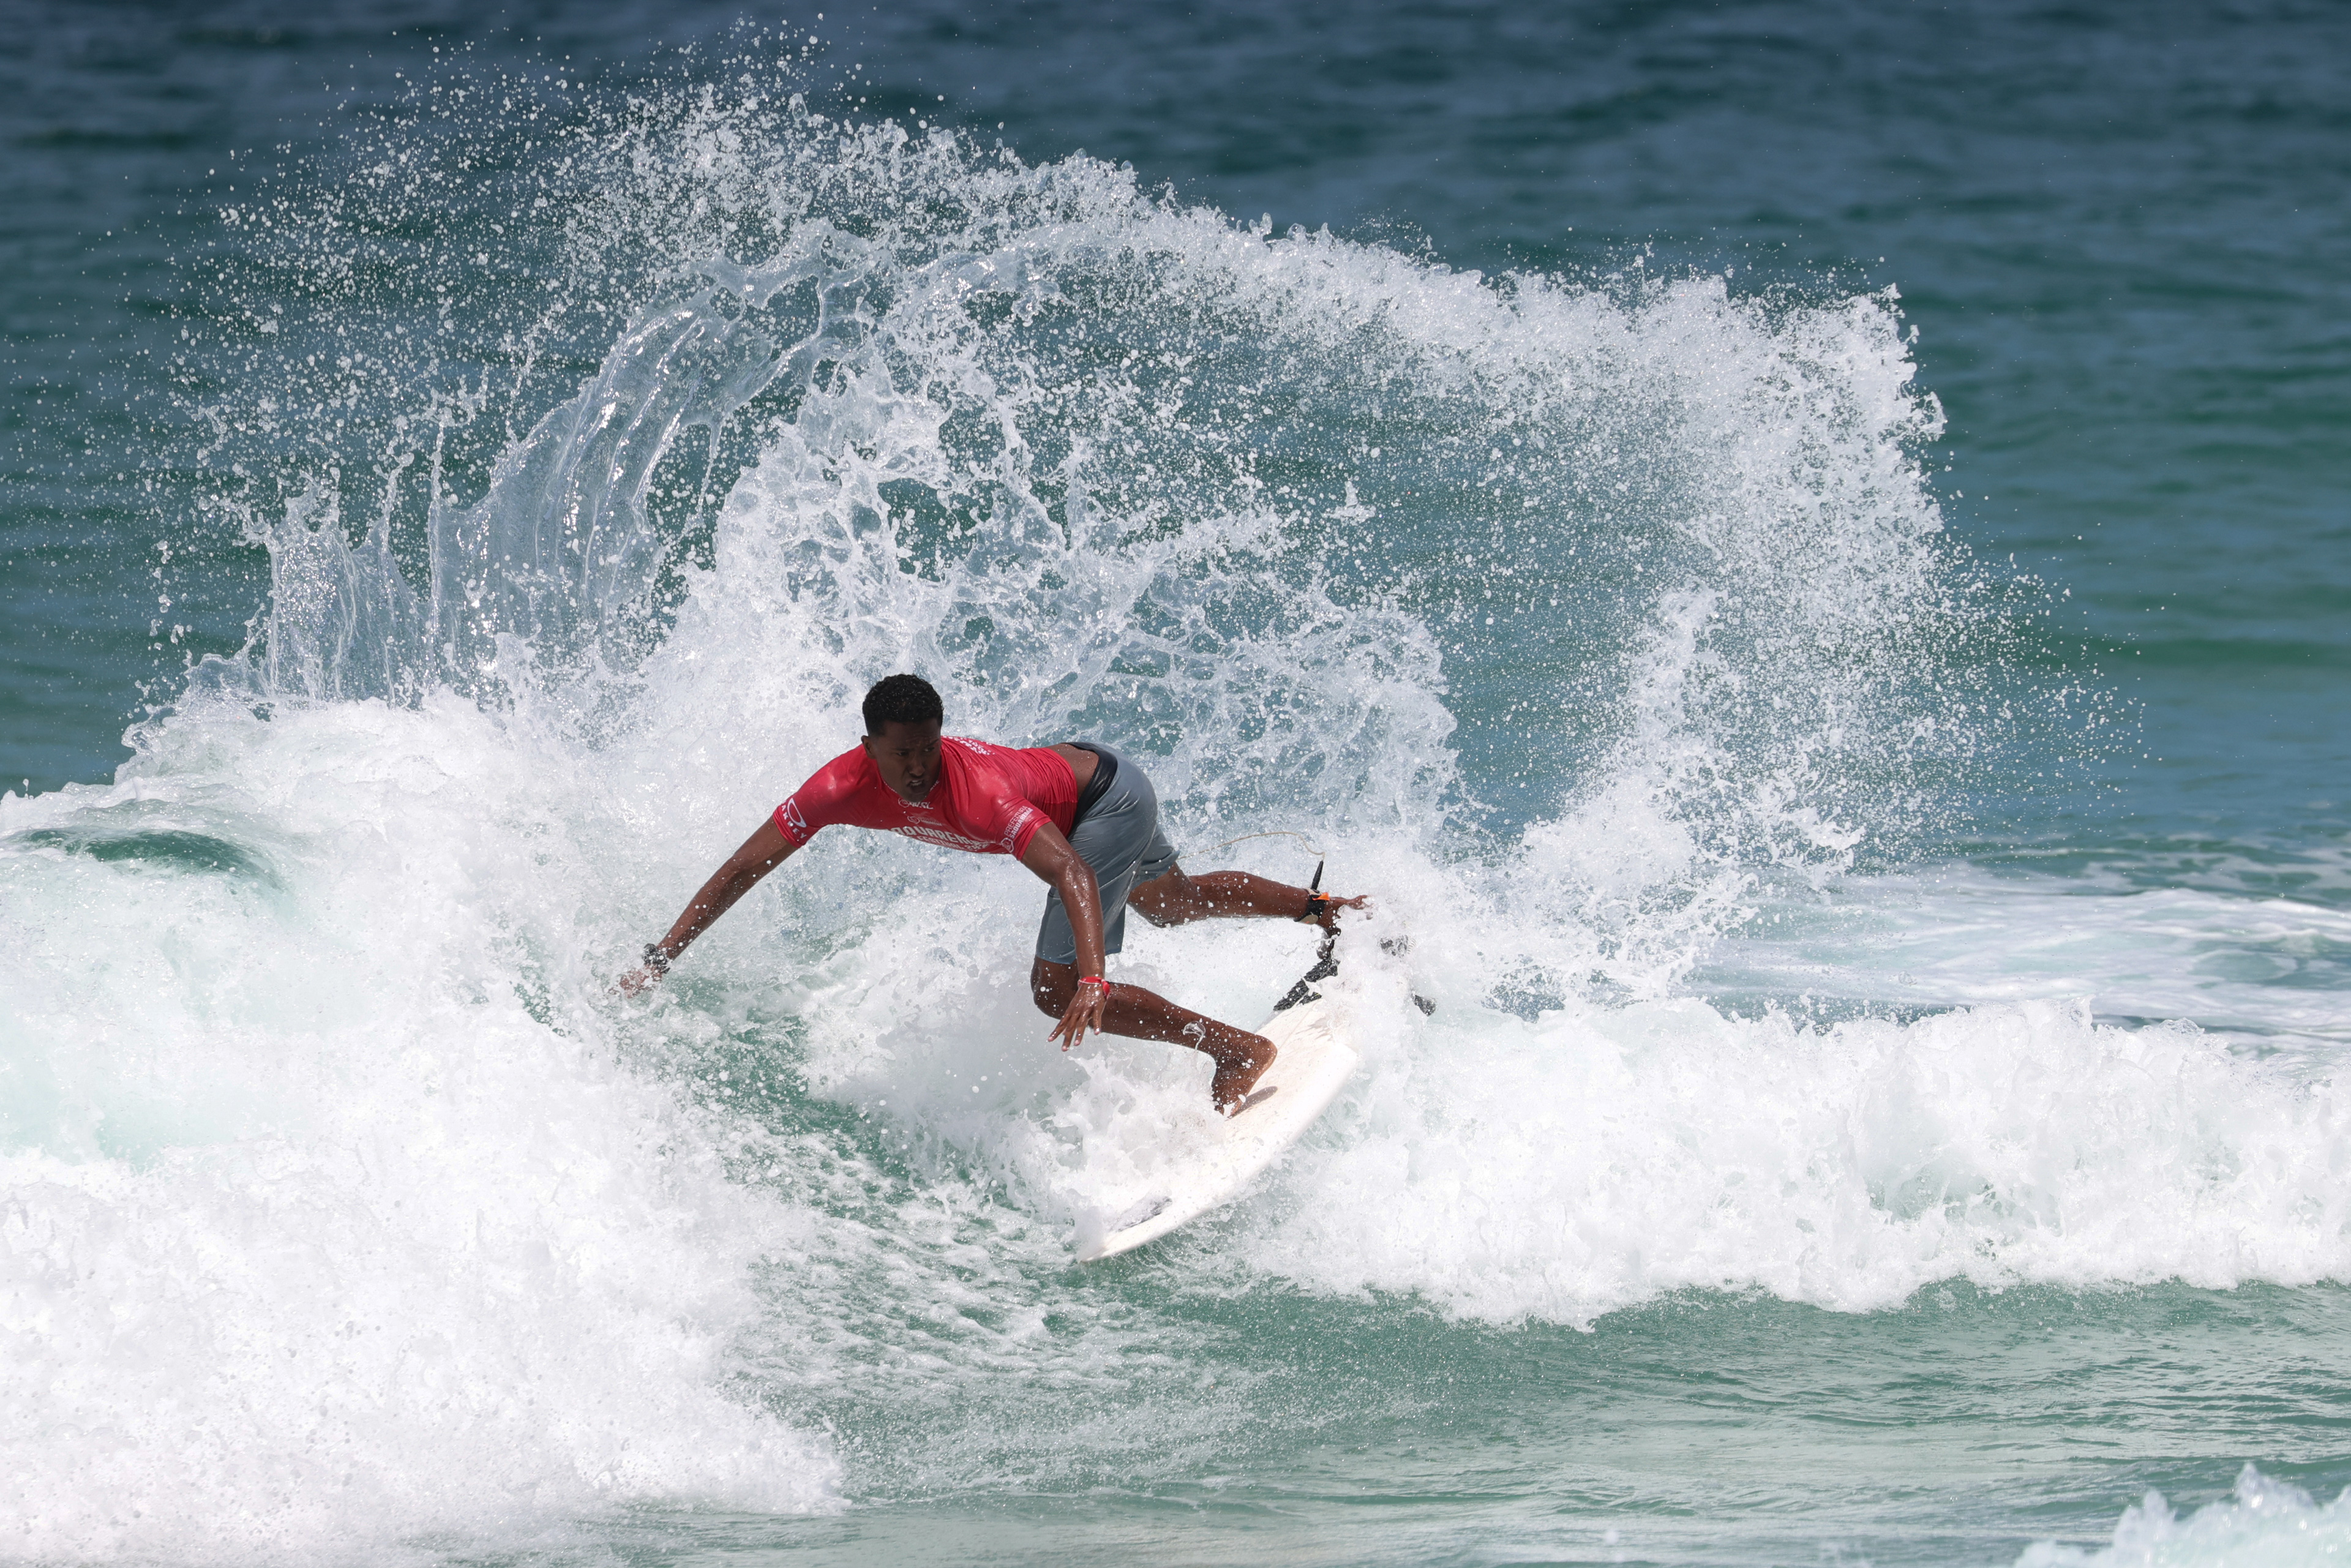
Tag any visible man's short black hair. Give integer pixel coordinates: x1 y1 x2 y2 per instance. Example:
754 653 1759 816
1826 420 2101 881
863 673 943 734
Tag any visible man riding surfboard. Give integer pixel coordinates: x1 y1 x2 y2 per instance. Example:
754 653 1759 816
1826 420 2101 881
618 674 1367 1111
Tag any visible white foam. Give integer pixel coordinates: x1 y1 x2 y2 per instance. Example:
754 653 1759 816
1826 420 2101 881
1226 973 2350 1324
0 699 838 1561
2020 1466 2351 1568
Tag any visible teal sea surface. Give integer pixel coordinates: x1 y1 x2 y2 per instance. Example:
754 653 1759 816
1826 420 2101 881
3 3 2347 1563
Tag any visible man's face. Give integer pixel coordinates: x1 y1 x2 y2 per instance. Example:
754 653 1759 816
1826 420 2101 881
863 718 944 804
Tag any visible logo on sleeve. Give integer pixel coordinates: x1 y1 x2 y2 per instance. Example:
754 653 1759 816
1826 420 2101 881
781 796 810 841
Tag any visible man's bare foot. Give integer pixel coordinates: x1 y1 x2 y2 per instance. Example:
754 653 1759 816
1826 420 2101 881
1210 1033 1277 1114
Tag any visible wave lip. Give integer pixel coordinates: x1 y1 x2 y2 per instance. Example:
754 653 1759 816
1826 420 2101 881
1701 866 2351 1051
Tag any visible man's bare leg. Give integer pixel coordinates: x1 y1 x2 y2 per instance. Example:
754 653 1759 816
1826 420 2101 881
1128 865 1360 928
1031 956 1275 1112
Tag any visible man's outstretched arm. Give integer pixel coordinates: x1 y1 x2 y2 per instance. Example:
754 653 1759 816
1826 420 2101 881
618 815 799 995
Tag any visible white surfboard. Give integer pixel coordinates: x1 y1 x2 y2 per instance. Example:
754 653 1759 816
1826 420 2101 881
1073 986 1359 1262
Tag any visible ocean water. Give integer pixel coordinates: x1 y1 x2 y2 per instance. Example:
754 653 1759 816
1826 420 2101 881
3 2 2347 1563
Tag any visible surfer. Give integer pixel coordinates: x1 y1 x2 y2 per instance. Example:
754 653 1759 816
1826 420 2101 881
618 673 1367 1112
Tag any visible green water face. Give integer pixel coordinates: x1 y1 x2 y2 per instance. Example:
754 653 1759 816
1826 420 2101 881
514 1283 2351 1566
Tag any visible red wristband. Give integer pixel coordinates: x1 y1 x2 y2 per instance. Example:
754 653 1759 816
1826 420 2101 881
1076 975 1109 989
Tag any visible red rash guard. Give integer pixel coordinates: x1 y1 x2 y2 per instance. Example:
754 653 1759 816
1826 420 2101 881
773 737 1080 857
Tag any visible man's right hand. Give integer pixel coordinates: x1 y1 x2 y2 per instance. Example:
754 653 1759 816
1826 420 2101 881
615 964 662 998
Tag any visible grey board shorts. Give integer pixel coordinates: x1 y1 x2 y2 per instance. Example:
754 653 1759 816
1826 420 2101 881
1035 742 1179 965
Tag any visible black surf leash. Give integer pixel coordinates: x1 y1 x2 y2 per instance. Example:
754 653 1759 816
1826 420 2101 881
1210 838 1434 1016
1270 857 1437 1018
1274 860 1342 1014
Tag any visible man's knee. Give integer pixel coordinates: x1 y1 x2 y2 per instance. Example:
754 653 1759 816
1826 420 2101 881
1030 958 1073 1016
1128 865 1186 926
